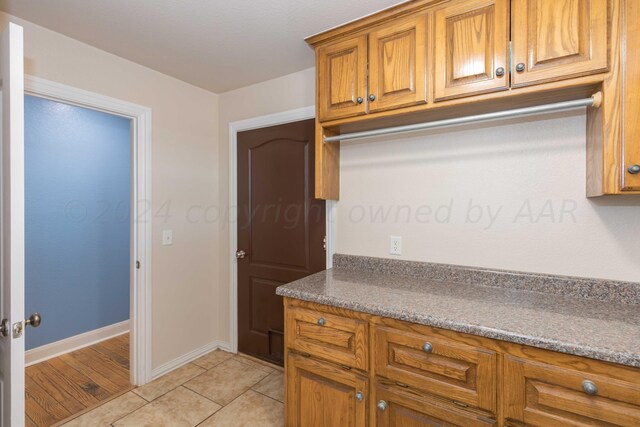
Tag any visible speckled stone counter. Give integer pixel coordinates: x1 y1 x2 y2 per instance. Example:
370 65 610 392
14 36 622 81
276 255 640 368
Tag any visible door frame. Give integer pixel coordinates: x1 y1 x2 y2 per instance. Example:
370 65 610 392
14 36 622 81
228 106 336 353
24 75 153 386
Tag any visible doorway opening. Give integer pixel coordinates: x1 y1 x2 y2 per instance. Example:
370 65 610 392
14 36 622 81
24 94 133 426
18 76 152 426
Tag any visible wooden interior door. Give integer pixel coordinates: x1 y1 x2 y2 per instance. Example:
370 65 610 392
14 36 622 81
368 14 428 112
434 0 509 101
237 119 325 365
317 35 368 122
287 353 368 427
0 22 26 427
511 0 608 86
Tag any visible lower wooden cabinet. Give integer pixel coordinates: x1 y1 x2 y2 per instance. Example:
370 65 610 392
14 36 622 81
373 385 496 427
286 352 368 427
284 298 640 427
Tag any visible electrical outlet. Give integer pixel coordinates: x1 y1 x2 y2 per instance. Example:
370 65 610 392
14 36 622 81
390 236 402 255
162 230 173 246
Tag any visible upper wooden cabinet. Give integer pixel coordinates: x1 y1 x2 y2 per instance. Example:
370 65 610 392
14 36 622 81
317 35 367 121
511 0 609 86
622 0 640 191
434 0 509 100
317 14 428 121
368 15 428 112
307 0 637 200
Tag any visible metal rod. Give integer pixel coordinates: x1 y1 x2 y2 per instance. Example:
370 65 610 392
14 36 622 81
324 93 600 143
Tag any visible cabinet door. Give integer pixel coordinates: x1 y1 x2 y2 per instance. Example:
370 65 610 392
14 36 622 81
623 0 640 191
511 0 608 86
317 35 368 122
373 386 497 427
434 0 509 101
286 353 368 427
368 14 428 113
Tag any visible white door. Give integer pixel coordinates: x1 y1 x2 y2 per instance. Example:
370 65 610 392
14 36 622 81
0 22 25 427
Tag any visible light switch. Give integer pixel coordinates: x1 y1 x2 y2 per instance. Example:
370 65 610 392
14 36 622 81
162 230 173 245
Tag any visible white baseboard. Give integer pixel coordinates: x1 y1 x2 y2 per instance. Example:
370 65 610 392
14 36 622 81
151 340 233 380
26 320 130 366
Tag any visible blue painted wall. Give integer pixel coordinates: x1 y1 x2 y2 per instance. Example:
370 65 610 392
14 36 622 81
25 95 131 350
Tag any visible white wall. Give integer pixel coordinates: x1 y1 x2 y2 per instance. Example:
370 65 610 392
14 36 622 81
337 111 640 281
1 12 221 370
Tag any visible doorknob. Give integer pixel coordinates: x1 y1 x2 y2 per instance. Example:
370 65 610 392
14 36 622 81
26 313 42 328
235 250 246 259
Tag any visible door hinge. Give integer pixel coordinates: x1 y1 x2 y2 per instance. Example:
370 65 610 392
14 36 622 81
136 260 141 269
323 235 327 251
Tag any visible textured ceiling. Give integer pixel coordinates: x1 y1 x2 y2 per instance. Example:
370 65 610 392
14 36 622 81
0 0 404 93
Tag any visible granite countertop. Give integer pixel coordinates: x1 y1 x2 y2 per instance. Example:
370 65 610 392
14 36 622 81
276 256 640 368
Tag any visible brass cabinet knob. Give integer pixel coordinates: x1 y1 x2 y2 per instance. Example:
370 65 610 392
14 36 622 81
496 67 505 77
377 400 388 411
582 380 598 395
628 164 640 174
515 63 526 72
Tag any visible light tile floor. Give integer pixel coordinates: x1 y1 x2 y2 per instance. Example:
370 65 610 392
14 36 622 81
60 351 284 427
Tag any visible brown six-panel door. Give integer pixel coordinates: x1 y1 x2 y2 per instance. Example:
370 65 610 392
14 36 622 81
237 119 326 365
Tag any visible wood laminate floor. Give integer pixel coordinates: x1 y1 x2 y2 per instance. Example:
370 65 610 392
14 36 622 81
25 333 132 427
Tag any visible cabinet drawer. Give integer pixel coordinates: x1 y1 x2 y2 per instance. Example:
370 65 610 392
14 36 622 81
373 325 497 413
504 355 640 426
374 384 496 427
286 305 368 370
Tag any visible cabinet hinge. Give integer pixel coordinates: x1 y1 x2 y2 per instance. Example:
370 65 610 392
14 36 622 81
323 235 327 251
